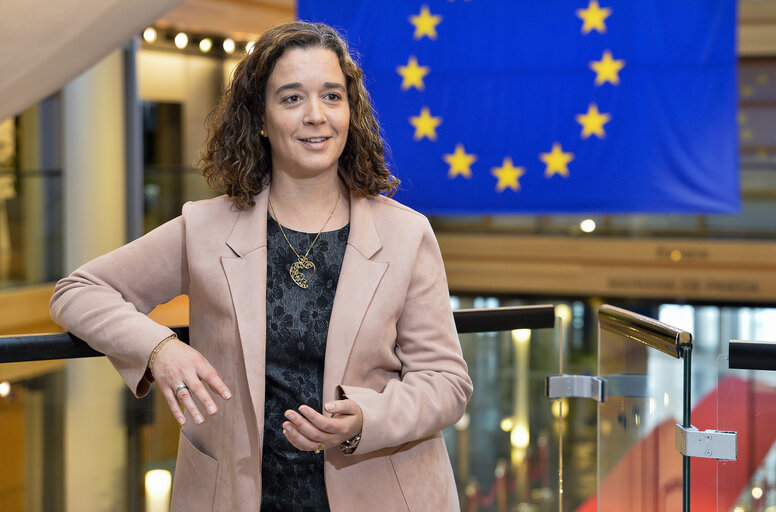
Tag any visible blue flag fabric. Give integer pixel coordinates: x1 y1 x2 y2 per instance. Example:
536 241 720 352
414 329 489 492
297 1 738 214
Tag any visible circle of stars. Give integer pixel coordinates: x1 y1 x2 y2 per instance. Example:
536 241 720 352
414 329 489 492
397 2 626 195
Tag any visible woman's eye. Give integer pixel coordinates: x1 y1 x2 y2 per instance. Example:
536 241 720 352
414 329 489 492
282 94 302 104
324 92 342 102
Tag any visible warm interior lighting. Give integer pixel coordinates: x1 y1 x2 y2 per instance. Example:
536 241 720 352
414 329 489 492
199 38 213 53
143 27 157 43
510 424 529 448
670 249 682 262
454 412 470 431
223 38 236 54
752 486 764 499
145 469 172 512
555 303 572 326
174 32 189 49
734 507 745 512
551 398 569 419
580 218 596 233
0 381 10 398
246 41 256 54
500 416 514 432
511 329 530 344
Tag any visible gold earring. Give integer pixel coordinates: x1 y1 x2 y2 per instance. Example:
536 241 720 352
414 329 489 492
260 128 266 137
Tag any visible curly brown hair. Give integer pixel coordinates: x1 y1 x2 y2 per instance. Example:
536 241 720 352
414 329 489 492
199 21 399 210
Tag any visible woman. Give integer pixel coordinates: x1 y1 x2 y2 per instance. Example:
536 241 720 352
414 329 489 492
50 22 472 511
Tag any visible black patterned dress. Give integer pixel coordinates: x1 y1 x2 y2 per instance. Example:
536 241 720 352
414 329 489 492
260 215 349 511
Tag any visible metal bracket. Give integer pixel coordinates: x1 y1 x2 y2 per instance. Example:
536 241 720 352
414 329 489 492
675 424 737 461
546 375 605 402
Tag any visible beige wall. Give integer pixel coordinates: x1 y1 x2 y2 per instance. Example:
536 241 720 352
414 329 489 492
138 49 225 198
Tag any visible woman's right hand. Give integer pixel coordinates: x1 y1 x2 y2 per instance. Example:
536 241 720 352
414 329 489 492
151 339 232 425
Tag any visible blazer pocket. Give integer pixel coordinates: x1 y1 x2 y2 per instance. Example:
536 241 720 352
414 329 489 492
170 431 219 512
389 434 459 512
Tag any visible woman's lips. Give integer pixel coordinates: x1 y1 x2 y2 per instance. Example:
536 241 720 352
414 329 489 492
299 136 331 149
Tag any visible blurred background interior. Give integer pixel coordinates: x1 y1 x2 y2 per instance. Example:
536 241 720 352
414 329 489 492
1 1 776 511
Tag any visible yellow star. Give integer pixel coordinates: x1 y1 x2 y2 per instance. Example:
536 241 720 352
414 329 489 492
443 144 477 179
491 157 525 192
409 107 442 141
575 103 612 139
590 50 625 86
540 142 575 178
576 0 612 35
396 56 430 91
409 5 442 40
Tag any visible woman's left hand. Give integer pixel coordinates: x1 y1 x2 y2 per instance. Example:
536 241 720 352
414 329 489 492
282 399 363 453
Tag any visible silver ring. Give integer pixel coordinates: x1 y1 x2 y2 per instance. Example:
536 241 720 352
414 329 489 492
174 384 189 397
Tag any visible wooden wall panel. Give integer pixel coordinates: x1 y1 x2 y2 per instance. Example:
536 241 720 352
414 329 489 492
439 234 776 303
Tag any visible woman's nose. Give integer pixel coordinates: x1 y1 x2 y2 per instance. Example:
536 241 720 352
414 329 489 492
304 98 326 125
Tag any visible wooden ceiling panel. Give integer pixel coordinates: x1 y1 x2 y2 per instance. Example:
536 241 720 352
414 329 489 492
156 0 295 40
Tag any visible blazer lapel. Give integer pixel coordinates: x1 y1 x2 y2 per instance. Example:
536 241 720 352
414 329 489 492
221 189 270 442
322 196 388 406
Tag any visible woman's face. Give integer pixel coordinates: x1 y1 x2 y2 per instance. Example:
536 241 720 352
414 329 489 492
262 47 350 181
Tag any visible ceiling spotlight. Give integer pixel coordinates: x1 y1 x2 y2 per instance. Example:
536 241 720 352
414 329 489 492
0 381 10 398
223 38 236 54
199 38 213 53
174 32 189 50
246 41 256 54
143 27 157 43
580 218 596 233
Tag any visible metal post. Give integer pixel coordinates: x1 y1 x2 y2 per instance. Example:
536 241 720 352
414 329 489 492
124 36 142 511
682 344 692 512
124 36 143 242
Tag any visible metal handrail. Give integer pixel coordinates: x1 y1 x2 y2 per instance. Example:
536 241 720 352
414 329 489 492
729 339 776 371
0 306 556 364
598 304 694 512
599 304 692 358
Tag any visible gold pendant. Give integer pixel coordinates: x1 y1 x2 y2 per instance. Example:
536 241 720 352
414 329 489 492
289 256 315 289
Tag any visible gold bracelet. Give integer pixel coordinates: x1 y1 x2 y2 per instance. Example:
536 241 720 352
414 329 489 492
148 334 178 375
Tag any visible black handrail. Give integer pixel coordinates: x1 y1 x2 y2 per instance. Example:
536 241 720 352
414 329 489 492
729 339 776 371
454 305 555 333
0 306 556 364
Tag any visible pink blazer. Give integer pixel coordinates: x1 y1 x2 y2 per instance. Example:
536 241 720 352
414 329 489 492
50 189 473 511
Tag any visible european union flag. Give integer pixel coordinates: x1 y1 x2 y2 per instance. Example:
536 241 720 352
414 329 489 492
297 1 738 214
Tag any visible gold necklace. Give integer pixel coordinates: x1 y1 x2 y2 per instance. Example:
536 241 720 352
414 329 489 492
268 192 340 289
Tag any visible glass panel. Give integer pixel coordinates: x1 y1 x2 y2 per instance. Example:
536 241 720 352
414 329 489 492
142 101 217 234
716 354 776 511
0 359 179 512
597 326 685 511
0 170 62 289
447 299 561 512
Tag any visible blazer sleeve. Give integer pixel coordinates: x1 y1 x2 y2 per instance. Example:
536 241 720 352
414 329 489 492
49 210 190 397
338 219 473 454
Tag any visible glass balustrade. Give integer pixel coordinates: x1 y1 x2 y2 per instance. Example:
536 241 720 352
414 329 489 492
12 302 776 511
596 306 690 512
0 302 560 512
716 348 776 511
448 312 561 511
